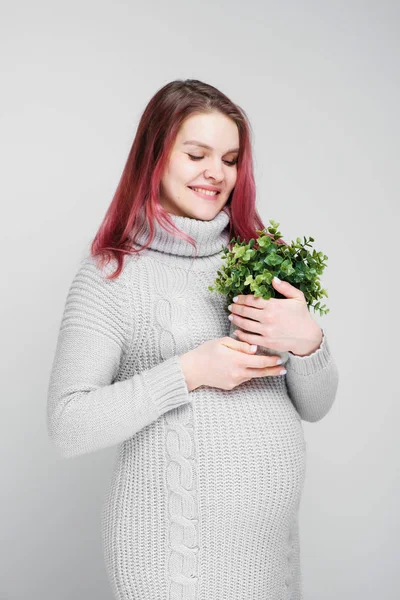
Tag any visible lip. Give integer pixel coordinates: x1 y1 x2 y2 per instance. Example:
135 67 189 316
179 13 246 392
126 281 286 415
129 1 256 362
188 187 221 201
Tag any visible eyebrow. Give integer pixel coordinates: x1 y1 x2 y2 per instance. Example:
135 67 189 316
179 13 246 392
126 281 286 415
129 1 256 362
183 140 239 153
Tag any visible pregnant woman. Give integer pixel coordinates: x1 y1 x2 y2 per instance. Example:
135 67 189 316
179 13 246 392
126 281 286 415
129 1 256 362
47 78 339 600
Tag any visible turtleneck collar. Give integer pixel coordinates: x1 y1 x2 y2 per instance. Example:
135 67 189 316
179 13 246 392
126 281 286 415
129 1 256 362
132 205 232 258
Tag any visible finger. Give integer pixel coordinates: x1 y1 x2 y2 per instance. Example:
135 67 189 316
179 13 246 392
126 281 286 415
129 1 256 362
222 337 258 354
246 365 287 378
244 354 283 369
230 314 262 334
236 327 291 349
271 276 305 301
233 294 270 308
234 328 264 344
230 303 265 320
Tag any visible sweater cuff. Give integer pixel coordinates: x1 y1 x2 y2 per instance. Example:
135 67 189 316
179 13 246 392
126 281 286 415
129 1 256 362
287 328 332 376
140 355 191 415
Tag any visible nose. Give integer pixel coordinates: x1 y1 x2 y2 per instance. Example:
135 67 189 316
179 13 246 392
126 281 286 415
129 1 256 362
205 159 224 182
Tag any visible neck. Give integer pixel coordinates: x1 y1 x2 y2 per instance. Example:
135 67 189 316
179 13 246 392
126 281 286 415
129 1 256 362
132 205 232 258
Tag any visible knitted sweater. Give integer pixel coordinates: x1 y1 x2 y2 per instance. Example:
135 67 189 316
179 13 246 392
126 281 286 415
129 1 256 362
47 205 339 600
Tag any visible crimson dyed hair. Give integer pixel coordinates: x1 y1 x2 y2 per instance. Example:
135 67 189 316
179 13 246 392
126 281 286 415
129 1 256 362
91 79 269 279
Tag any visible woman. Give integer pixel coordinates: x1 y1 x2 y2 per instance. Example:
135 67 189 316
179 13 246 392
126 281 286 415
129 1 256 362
47 79 339 599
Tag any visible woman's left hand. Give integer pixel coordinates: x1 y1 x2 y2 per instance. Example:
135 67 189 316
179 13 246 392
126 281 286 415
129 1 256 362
228 277 323 357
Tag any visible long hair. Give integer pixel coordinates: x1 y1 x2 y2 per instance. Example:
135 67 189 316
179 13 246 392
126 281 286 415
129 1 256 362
91 79 267 279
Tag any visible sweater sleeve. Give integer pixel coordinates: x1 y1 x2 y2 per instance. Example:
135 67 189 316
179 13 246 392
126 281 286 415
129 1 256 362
47 256 191 459
284 328 339 423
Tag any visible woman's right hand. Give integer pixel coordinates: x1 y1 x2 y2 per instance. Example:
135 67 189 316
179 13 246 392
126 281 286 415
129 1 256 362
178 336 286 392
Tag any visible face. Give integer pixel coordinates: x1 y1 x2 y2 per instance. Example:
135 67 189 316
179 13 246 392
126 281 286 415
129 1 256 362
159 111 239 219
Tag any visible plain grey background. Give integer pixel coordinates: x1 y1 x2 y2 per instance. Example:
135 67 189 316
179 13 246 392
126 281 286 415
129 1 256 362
1 0 398 598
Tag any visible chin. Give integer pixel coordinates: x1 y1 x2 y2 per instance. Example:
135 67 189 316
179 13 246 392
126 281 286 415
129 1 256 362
190 207 222 220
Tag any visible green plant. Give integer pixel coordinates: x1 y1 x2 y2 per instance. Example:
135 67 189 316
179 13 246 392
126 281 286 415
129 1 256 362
208 219 330 316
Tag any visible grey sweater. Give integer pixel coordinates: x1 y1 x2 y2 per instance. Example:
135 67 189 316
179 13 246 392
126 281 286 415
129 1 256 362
47 205 339 599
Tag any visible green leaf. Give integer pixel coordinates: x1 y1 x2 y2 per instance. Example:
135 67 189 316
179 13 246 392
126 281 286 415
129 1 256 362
234 246 246 258
243 248 256 261
257 236 272 248
264 253 283 266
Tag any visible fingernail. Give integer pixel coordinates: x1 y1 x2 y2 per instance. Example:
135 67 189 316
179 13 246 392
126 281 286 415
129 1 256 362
233 296 238 302
275 358 283 365
279 369 287 375
273 276 281 284
250 345 257 352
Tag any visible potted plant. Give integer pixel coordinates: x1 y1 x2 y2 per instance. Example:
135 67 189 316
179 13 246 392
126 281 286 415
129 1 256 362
208 219 330 365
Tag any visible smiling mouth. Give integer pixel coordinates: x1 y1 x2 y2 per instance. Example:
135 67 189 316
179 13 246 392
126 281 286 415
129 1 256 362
188 186 221 197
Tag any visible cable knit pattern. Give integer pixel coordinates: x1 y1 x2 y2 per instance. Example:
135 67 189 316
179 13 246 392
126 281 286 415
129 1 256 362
151 260 200 594
47 205 339 599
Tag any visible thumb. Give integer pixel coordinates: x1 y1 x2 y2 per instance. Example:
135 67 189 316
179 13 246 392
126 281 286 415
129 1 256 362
272 276 303 300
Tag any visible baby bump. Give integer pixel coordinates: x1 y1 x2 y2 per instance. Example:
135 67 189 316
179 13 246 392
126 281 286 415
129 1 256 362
192 376 307 523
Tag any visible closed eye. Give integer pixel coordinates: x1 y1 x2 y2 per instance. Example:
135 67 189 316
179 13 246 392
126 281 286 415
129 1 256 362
188 154 237 166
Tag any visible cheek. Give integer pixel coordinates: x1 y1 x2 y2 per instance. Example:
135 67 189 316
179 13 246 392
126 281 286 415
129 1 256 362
160 175 173 197
228 169 238 190
170 160 198 185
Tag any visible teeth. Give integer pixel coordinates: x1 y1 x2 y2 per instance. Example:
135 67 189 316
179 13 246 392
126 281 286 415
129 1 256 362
191 187 218 196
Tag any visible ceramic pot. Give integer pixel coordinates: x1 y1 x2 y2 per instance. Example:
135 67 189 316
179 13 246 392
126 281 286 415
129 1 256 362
229 321 290 366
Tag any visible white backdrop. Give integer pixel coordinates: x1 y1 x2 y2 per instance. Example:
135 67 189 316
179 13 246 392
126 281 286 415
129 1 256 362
1 0 398 598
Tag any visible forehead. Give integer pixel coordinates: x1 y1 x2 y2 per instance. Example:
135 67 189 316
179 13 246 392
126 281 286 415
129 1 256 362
176 112 240 150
